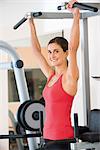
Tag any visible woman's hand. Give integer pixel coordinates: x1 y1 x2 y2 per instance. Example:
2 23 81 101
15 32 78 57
25 12 33 19
66 0 80 19
25 12 34 25
72 8 80 20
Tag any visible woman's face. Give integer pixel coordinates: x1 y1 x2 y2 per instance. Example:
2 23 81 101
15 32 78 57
47 43 67 67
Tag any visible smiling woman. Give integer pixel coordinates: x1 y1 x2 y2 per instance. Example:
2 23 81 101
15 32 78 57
47 37 68 68
26 0 80 149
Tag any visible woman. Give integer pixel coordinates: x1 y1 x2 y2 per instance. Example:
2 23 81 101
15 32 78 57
27 0 80 149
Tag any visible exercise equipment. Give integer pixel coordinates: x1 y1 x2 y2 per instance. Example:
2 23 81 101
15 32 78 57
73 109 100 150
0 133 41 139
17 100 30 129
13 12 42 30
57 2 98 12
13 3 98 30
17 100 45 133
8 109 41 150
0 41 39 150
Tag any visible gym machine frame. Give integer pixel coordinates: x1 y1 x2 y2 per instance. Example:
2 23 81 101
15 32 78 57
0 41 41 150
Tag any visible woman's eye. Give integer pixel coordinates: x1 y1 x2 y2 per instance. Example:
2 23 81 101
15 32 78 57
48 51 51 54
55 50 59 53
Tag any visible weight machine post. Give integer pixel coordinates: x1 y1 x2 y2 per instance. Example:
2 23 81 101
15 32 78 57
80 18 91 126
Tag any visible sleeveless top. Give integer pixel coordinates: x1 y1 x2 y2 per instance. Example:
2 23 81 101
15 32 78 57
42 73 74 140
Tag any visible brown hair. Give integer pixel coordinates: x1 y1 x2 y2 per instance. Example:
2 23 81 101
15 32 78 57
48 37 68 52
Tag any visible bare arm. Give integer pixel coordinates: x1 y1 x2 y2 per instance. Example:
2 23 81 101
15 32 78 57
29 18 41 51
28 18 53 78
67 7 80 81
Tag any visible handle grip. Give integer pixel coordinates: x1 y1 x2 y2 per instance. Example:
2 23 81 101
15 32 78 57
57 2 98 12
13 17 27 30
73 2 98 12
13 12 42 30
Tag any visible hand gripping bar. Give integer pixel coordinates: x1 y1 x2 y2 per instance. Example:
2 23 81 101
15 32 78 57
13 12 42 30
57 2 98 12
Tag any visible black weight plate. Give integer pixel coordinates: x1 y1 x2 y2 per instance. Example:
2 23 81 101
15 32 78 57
20 100 34 131
17 100 31 129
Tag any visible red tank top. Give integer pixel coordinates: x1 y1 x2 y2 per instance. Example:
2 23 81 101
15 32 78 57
42 73 74 140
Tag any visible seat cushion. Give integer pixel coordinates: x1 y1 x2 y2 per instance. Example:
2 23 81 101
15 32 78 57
78 126 90 135
80 132 100 143
89 109 100 132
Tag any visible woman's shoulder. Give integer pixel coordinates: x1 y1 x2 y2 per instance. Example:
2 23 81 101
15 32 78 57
47 70 55 81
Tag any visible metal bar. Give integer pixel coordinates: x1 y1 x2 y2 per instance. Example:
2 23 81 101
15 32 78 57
82 9 100 18
32 10 100 19
13 12 42 30
80 18 91 126
57 2 98 12
0 133 41 139
0 41 37 150
85 3 100 9
0 41 29 103
13 10 100 31
34 12 82 19
35 11 100 19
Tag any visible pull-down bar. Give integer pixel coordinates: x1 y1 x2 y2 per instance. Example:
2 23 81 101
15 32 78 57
13 2 98 30
13 12 42 30
57 2 98 12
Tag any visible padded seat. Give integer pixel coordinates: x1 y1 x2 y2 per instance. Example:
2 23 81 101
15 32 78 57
79 109 100 143
80 132 100 143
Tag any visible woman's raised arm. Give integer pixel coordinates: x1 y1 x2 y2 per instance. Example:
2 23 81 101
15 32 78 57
28 16 53 78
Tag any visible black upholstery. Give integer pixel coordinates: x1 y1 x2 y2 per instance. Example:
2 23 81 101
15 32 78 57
89 109 100 132
80 132 100 143
75 109 100 143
